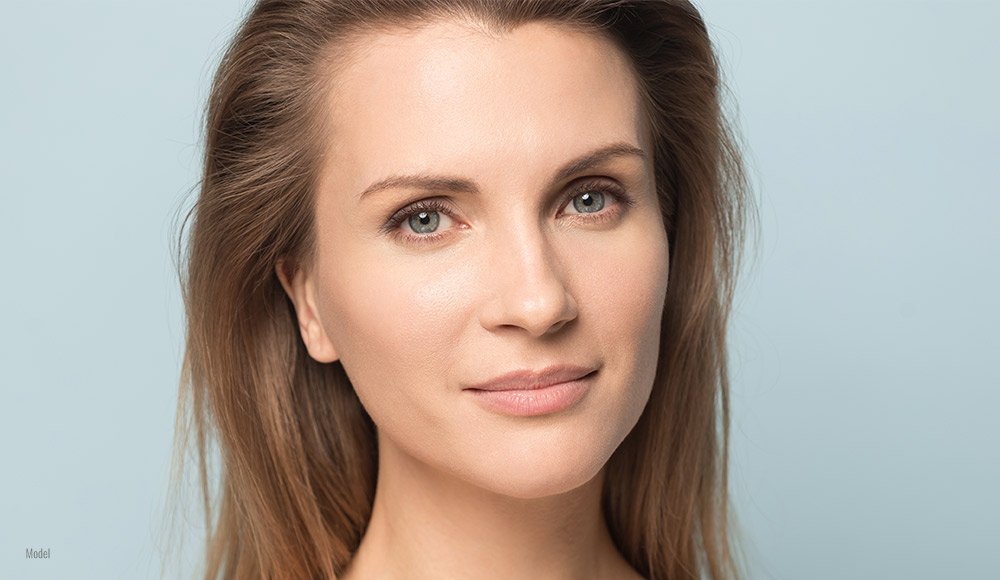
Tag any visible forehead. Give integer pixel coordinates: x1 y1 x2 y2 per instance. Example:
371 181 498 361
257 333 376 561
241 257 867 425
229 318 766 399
319 19 647 196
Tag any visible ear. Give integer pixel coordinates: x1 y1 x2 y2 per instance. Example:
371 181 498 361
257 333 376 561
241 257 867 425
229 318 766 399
275 258 340 363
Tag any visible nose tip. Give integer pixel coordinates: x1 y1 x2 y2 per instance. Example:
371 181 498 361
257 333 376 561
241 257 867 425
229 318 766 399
498 290 577 337
478 234 578 338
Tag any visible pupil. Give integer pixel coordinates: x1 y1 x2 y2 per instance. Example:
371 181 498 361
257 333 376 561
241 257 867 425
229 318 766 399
418 212 430 224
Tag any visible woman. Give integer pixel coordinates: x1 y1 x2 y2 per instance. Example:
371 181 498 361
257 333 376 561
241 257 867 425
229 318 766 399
171 1 751 579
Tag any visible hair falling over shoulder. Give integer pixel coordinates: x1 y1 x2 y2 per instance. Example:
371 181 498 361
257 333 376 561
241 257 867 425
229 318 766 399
167 1 754 578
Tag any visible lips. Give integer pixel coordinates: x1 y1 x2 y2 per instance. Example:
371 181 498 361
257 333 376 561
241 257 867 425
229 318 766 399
465 364 597 391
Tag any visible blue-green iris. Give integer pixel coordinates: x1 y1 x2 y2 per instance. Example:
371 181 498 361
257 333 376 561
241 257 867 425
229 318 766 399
573 191 605 213
409 211 440 233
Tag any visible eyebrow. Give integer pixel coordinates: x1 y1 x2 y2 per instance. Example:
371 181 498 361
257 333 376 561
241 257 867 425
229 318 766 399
356 141 647 201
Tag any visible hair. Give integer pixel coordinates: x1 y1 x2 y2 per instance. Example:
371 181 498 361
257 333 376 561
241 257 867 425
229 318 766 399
168 1 752 579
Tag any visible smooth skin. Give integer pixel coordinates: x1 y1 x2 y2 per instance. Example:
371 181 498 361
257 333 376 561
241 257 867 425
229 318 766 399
278 18 668 580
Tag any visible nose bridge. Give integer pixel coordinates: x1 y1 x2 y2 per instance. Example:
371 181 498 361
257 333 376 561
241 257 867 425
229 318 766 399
482 212 577 336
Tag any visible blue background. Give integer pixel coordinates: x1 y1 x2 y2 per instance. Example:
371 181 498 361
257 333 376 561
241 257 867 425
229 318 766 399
2 1 997 578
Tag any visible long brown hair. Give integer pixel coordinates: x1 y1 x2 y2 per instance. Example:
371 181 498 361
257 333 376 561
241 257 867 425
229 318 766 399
168 1 752 578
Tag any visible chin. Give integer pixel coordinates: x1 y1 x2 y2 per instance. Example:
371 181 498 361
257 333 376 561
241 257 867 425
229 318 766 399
459 436 612 500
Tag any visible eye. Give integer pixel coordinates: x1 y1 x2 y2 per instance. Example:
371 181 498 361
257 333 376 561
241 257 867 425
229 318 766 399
560 180 633 218
564 190 606 214
405 208 453 234
381 198 459 245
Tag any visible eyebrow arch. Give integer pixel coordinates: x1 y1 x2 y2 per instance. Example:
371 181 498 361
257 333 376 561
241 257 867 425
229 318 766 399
356 141 648 201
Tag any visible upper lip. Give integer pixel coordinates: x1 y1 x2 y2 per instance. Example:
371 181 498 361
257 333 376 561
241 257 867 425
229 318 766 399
465 364 597 391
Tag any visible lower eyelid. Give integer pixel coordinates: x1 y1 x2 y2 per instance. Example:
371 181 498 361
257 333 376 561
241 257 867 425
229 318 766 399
564 202 623 225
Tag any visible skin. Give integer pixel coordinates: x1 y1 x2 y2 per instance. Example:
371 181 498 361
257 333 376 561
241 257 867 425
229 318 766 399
277 18 668 580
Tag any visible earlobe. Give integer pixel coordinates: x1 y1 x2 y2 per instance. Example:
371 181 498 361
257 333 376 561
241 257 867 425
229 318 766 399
274 259 341 363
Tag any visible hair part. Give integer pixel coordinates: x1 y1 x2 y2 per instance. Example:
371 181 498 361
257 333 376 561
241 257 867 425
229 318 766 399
170 1 752 579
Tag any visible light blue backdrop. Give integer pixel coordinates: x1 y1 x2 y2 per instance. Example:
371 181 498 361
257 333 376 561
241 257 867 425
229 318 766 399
2 1 997 579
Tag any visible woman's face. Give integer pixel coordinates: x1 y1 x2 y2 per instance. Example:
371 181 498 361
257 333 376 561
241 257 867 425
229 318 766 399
288 19 669 498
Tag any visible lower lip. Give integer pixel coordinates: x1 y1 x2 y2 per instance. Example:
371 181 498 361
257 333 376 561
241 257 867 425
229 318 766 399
465 375 593 417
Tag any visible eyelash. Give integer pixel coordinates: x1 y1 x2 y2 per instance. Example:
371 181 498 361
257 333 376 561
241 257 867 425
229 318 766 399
381 179 635 246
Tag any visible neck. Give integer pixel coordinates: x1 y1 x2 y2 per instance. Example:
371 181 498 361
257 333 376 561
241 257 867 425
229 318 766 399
340 430 640 580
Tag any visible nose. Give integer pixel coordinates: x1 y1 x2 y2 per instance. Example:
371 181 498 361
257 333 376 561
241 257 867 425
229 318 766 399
478 222 578 337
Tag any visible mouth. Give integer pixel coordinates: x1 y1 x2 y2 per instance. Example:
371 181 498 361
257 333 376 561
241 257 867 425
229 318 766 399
464 364 598 392
464 365 598 416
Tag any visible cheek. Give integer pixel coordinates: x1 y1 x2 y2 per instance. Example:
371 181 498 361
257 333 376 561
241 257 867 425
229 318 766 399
582 220 669 344
315 248 476 402
578 216 669 418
